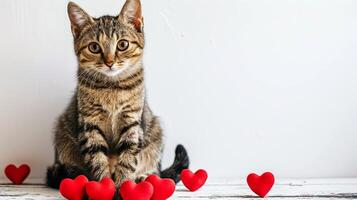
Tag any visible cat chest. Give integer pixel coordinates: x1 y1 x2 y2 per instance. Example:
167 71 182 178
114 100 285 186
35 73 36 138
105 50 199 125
78 88 142 146
101 104 123 145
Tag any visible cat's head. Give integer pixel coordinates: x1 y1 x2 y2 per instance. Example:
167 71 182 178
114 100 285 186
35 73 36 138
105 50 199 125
67 0 144 77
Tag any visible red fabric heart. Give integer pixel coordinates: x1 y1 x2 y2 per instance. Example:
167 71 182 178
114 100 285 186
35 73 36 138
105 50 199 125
181 169 208 192
120 180 154 200
145 174 175 200
4 164 31 184
247 172 275 198
86 177 116 200
59 175 88 200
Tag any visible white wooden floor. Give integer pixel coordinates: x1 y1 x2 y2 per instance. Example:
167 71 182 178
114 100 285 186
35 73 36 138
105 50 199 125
0 178 357 199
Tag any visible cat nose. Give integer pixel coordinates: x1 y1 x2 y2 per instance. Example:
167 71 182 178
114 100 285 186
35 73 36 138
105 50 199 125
104 60 114 68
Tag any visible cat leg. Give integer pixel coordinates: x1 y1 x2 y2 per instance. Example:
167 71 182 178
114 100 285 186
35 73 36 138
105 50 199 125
112 121 142 186
134 137 162 183
78 123 110 181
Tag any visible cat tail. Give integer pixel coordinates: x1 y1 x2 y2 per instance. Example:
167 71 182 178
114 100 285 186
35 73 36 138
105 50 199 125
160 144 190 183
46 163 89 189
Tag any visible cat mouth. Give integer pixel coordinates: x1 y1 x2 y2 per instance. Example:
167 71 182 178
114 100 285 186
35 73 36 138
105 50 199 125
102 67 124 77
98 62 130 77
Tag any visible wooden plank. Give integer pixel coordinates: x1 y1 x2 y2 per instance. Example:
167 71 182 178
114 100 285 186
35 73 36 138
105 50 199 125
0 184 61 200
0 179 356 199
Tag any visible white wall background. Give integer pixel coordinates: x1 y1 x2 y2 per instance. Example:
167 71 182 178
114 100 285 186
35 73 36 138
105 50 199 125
0 0 356 181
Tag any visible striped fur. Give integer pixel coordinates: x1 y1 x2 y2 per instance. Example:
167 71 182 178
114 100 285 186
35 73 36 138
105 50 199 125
46 0 189 188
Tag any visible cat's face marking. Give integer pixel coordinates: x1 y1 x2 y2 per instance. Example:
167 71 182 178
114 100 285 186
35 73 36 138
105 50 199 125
68 1 144 78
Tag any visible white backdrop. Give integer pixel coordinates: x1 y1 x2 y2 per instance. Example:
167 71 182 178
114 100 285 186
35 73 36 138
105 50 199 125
0 0 356 181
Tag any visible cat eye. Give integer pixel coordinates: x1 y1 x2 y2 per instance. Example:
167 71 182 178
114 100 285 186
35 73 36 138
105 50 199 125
88 42 101 54
117 40 129 51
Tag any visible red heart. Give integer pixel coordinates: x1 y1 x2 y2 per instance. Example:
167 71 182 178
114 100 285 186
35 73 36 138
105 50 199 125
181 169 208 192
4 164 31 184
86 177 116 200
247 172 275 198
145 174 175 200
120 180 154 200
59 175 88 200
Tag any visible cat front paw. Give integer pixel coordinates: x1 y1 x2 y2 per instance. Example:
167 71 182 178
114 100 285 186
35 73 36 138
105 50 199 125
135 174 148 183
89 163 111 181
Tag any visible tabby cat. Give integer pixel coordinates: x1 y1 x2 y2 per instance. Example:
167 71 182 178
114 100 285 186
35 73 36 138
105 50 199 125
46 0 189 188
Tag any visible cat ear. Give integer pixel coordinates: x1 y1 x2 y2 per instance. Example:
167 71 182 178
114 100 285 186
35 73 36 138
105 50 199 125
119 0 143 32
67 2 93 37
